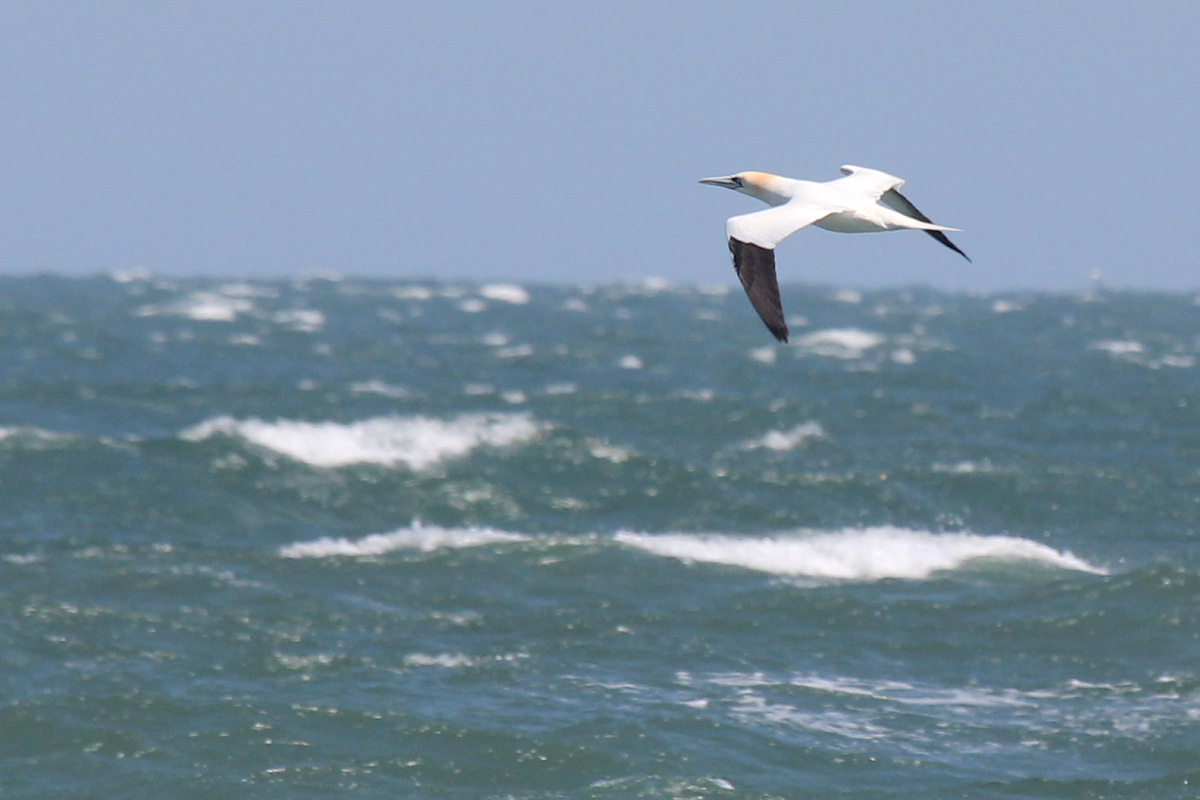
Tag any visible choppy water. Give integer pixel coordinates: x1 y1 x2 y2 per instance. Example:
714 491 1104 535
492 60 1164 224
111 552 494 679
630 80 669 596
2 275 1199 798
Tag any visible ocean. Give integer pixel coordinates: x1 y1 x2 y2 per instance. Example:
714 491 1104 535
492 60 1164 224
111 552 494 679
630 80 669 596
1 274 1198 799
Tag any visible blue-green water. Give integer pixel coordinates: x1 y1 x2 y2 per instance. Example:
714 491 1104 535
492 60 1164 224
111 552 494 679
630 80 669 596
2 275 1198 799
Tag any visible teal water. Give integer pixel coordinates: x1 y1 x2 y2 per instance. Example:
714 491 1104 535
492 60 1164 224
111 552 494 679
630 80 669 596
1 275 1198 798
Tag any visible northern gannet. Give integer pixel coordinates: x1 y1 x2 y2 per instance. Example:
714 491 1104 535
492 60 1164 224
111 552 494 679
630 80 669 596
700 166 969 342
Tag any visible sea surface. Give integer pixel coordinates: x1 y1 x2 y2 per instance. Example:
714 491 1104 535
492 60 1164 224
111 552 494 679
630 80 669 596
1 274 1199 799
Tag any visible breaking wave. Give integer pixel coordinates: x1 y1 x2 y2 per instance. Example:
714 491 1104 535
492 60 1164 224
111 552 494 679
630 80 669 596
280 522 529 558
794 328 885 359
740 422 826 451
180 412 542 470
614 526 1105 581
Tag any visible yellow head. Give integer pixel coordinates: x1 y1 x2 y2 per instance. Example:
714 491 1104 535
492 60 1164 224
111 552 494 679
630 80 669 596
699 171 789 206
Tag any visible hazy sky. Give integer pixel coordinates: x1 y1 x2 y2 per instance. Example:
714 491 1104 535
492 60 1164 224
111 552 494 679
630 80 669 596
1 3 1196 291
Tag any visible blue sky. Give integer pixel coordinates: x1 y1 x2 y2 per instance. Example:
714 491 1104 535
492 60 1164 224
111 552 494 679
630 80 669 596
1 2 1196 291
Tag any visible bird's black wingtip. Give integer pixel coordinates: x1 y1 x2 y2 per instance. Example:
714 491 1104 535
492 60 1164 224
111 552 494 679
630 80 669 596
926 230 971 264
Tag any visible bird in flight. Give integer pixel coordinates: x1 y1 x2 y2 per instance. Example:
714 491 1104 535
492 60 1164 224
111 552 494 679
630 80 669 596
700 166 969 342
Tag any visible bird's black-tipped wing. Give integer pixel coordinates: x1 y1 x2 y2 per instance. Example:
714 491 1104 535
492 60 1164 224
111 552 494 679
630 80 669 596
729 237 788 342
881 189 971 262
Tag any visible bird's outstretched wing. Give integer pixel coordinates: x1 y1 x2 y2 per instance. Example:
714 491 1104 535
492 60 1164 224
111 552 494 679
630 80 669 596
726 203 832 249
881 188 971 262
728 238 788 342
835 164 905 199
725 204 832 342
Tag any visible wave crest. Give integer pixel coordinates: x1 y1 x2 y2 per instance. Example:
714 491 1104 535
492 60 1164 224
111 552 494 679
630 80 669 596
615 527 1105 581
280 522 529 558
180 412 542 470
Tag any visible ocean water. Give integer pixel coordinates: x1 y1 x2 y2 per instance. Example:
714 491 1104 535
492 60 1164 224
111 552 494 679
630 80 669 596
1 274 1198 799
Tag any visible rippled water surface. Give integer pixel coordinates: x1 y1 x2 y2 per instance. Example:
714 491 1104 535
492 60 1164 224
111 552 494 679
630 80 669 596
1 275 1199 798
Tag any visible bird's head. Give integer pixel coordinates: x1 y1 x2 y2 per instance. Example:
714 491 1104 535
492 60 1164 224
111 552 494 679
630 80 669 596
699 171 789 206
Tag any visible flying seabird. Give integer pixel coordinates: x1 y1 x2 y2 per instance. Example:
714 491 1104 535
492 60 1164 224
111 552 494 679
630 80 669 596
700 166 969 342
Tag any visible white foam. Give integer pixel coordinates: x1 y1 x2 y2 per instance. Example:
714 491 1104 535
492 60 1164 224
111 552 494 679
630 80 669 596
139 291 255 322
614 527 1106 581
280 522 528 558
0 426 73 447
481 332 509 346
795 328 885 359
111 269 151 283
479 283 530 304
348 379 409 399
749 345 777 364
393 285 434 300
403 652 477 668
618 355 643 370
741 422 825 452
496 344 533 359
180 412 542 470
1091 339 1144 356
273 309 325 332
588 440 635 463
218 282 278 298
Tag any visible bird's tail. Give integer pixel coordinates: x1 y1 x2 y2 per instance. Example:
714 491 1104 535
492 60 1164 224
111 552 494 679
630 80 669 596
878 206 960 232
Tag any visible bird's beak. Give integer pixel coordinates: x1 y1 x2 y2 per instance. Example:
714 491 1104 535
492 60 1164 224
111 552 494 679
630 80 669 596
699 176 740 190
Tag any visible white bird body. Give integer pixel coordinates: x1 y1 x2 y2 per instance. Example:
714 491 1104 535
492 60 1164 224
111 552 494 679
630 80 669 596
701 165 968 341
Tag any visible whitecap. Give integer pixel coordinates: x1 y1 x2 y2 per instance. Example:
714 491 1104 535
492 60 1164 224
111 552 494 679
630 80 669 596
111 269 151 283
393 285 434 300
481 332 509 346
741 421 825 451
403 652 477 668
496 344 533 359
795 328 885 359
749 345 777 364
139 292 255 322
0 425 74 449
273 309 325 332
180 412 542 470
614 527 1105 581
348 379 409 399
280 522 528 558
618 355 643 370
218 282 278 298
589 440 635 463
479 283 530 304
1091 340 1144 356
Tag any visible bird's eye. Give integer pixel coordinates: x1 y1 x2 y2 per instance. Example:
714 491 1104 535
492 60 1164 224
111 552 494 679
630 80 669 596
732 177 744 187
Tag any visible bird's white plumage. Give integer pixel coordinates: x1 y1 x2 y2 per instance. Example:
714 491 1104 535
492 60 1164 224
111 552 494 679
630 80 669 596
726 204 834 249
700 165 969 342
700 165 962 250
833 164 906 199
